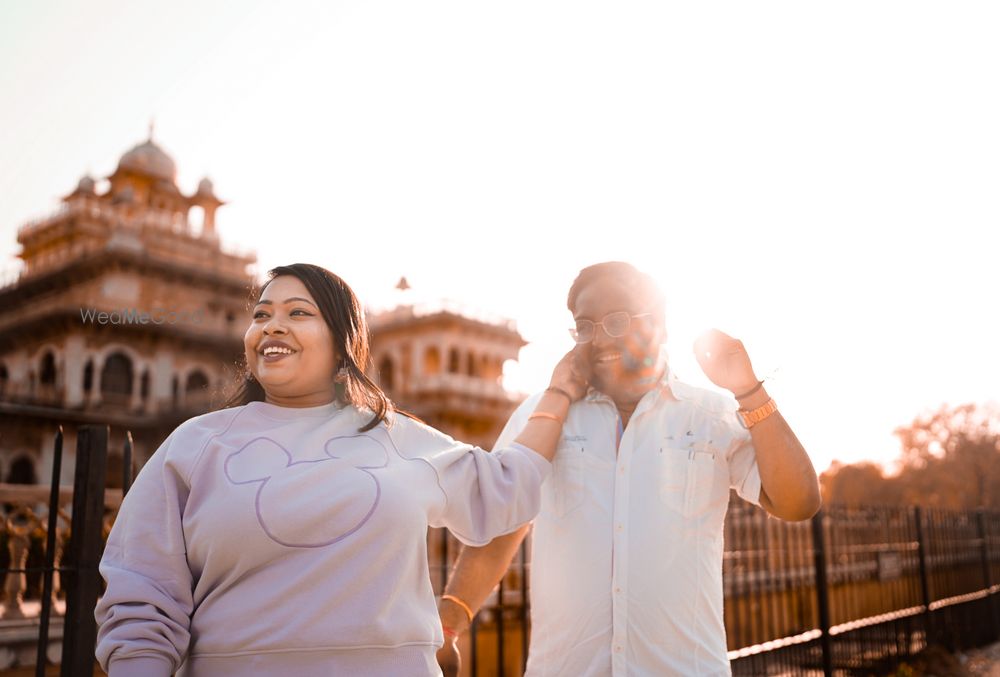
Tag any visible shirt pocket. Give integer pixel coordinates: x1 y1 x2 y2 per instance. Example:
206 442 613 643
657 442 717 518
545 444 589 519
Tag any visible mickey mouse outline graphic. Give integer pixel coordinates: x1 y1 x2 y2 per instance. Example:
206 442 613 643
224 432 394 548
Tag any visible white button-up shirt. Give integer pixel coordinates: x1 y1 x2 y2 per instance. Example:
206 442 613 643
493 371 761 677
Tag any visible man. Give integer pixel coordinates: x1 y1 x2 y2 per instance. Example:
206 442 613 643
437 261 820 676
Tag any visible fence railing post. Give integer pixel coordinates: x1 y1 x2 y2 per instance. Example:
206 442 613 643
122 430 134 497
497 576 505 676
976 509 1000 641
36 426 64 677
470 614 479 676
914 506 934 647
60 424 109 677
520 542 529 674
811 509 833 677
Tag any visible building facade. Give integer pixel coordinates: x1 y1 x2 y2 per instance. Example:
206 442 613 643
0 137 529 485
0 136 530 675
0 136 256 487
368 298 526 449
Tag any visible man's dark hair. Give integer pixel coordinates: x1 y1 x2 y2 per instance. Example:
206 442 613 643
567 261 665 318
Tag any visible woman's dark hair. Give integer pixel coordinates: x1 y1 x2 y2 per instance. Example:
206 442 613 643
223 263 391 432
567 261 666 319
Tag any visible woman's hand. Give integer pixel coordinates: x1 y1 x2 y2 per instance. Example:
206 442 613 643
436 635 461 677
548 345 590 402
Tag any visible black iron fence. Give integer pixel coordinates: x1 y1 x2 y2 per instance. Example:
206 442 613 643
3 426 1000 676
0 425 128 676
431 501 1000 677
723 503 1000 676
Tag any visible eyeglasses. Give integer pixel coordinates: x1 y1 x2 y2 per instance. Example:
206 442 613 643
569 312 653 344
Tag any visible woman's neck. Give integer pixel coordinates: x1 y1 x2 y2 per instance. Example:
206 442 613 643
264 390 337 408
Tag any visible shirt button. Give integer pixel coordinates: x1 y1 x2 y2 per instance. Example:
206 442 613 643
615 587 622 594
617 524 623 531
615 646 623 653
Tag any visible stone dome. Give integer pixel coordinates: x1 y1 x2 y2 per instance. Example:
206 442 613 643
196 177 215 195
117 139 177 182
77 175 96 194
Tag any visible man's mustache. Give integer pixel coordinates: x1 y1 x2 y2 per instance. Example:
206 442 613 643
592 335 657 373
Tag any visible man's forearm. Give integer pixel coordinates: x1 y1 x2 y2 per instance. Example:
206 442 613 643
742 387 821 521
440 525 531 633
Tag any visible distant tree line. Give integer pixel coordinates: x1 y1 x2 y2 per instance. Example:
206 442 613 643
820 403 1000 509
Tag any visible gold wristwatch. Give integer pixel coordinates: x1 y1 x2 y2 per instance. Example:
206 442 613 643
737 398 778 429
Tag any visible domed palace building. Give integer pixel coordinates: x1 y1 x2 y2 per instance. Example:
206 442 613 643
0 136 256 487
0 136 528 671
0 135 528 489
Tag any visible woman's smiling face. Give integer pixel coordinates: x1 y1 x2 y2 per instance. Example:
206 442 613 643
244 275 340 407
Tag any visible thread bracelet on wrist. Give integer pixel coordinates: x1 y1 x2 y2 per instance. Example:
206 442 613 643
735 380 764 401
545 385 573 402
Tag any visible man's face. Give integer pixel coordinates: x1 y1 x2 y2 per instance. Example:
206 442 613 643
572 279 666 402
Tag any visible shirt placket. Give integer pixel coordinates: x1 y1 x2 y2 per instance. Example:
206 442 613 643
610 390 665 676
611 414 633 676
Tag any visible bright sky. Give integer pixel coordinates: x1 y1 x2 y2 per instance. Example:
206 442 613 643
2 1 998 475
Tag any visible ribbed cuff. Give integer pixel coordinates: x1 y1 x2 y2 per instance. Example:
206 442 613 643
108 655 174 677
508 441 553 477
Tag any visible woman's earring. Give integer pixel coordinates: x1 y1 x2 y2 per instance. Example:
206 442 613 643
334 366 348 400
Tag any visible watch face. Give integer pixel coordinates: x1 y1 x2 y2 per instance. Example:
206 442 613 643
736 409 751 429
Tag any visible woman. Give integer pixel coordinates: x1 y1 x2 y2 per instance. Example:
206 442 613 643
95 263 584 677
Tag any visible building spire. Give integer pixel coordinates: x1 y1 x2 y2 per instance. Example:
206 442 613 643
148 119 155 142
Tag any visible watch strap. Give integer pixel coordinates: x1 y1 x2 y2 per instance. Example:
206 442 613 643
737 398 778 429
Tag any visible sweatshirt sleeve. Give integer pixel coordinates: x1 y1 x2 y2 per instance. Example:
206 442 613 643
490 394 538 453
95 429 195 676
396 415 550 547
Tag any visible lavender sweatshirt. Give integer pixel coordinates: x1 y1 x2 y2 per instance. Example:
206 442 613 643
95 400 550 676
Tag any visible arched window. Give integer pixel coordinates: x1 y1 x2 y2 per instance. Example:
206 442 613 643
82 360 94 393
189 205 205 235
184 370 211 410
423 347 441 376
466 351 477 377
379 356 395 391
481 354 495 379
0 365 7 398
39 352 57 385
101 353 133 397
7 457 36 485
186 370 210 394
448 348 461 374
